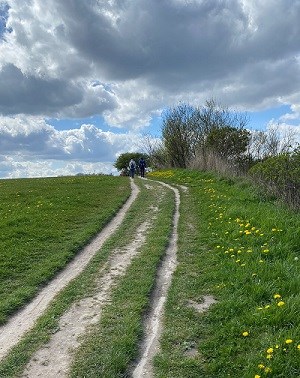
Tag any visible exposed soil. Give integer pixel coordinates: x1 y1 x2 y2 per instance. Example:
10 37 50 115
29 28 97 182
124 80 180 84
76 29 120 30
131 181 180 377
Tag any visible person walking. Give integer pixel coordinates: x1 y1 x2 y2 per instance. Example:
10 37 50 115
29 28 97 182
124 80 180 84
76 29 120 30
138 157 146 178
128 158 136 178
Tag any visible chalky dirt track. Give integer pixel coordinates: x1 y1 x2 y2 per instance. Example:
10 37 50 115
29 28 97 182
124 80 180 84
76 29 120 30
0 178 180 377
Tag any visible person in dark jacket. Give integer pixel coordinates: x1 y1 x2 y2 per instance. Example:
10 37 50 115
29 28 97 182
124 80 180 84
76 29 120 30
138 157 146 178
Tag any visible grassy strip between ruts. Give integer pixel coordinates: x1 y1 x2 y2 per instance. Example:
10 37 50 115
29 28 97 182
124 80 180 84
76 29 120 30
0 175 130 324
0 178 174 377
148 169 300 378
69 178 175 377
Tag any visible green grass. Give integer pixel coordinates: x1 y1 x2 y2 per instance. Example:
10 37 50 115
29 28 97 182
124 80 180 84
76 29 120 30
149 169 300 378
1 170 299 377
0 175 130 324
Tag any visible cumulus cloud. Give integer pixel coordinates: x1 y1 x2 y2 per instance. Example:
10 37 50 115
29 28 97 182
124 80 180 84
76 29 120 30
0 115 146 177
0 156 120 178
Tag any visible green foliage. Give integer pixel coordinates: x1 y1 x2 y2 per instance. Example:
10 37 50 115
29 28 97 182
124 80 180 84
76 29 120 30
205 125 250 159
250 148 300 209
114 152 148 173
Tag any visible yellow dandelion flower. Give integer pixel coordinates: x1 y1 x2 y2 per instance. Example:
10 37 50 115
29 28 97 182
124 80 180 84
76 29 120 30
266 354 272 360
263 249 269 253
264 367 272 373
273 294 281 299
258 364 265 369
285 339 293 344
297 344 300 350
266 347 273 354
277 301 285 307
242 331 249 337
255 375 261 378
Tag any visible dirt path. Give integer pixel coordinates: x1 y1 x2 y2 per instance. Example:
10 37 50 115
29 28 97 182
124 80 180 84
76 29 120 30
0 179 139 362
132 181 180 378
21 219 151 377
0 178 181 377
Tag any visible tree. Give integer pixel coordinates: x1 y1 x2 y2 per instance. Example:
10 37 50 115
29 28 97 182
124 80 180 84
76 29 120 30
161 99 249 169
138 134 167 168
205 126 250 159
161 103 202 168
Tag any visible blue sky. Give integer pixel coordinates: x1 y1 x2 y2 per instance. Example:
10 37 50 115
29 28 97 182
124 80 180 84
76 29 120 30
0 0 300 178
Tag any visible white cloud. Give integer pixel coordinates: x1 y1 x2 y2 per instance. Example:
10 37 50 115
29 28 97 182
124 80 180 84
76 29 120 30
0 115 149 178
0 156 119 178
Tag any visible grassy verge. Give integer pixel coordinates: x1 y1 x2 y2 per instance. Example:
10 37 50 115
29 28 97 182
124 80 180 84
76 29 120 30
149 169 300 378
0 175 130 324
69 178 175 377
0 178 174 377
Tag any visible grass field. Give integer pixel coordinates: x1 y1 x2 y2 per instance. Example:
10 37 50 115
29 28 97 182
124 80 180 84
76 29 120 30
149 169 300 378
0 175 130 324
0 170 299 377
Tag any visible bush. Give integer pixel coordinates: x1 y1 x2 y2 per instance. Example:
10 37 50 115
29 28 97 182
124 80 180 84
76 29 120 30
250 148 300 209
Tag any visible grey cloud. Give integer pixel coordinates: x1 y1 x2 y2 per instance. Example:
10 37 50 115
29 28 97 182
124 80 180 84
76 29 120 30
0 64 117 118
0 64 83 115
46 0 300 109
